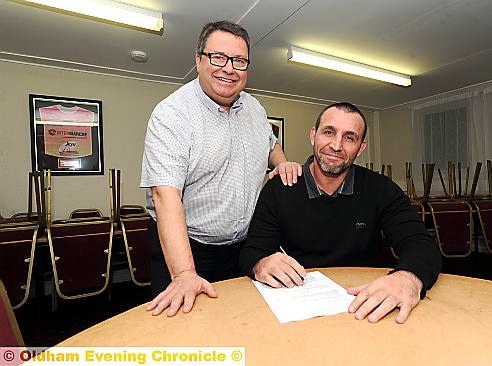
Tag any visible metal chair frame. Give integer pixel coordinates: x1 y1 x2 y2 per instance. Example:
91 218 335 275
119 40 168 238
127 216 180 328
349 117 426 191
47 218 113 300
0 223 38 309
120 215 151 286
0 280 24 346
428 200 473 257
472 199 492 254
69 208 103 219
119 205 147 217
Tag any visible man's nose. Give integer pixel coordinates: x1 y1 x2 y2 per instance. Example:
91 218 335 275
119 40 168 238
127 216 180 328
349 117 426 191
329 136 343 151
222 58 235 73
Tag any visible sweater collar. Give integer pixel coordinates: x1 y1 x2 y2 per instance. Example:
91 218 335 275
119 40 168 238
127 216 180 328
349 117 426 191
303 155 355 199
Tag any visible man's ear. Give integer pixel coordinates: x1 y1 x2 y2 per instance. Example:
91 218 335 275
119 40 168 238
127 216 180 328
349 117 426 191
195 54 201 71
356 140 367 157
310 127 316 146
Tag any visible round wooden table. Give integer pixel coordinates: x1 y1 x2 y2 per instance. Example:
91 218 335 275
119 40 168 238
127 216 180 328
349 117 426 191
58 268 492 366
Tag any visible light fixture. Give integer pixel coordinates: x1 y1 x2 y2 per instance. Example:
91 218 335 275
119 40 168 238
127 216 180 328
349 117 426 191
287 46 411 87
21 0 164 33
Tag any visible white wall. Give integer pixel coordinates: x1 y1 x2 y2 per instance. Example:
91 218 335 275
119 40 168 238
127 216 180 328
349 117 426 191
0 60 374 219
0 60 178 219
379 80 492 191
379 107 412 187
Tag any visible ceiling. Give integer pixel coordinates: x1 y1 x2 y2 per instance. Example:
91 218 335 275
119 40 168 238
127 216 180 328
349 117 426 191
2 0 492 110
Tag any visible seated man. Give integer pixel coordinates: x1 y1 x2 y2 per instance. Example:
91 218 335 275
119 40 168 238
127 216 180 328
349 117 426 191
239 102 442 324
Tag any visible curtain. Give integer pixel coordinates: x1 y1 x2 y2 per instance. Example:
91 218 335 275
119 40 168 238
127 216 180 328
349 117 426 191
412 88 492 196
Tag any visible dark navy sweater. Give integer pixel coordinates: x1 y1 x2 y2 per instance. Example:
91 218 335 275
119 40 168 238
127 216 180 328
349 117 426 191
239 164 441 295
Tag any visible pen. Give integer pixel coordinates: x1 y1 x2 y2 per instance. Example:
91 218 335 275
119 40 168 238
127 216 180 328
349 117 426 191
279 246 304 281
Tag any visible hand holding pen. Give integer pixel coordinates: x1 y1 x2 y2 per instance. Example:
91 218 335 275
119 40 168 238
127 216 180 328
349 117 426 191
252 245 307 288
279 246 305 281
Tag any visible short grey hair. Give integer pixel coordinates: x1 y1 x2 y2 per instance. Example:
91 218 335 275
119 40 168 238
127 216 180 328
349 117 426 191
196 20 250 56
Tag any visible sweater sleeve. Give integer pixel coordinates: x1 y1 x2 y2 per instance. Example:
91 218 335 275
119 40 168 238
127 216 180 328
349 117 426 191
380 179 442 297
239 178 282 277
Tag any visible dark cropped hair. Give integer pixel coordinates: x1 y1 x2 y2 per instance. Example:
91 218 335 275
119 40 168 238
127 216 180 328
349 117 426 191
315 102 367 141
196 20 250 55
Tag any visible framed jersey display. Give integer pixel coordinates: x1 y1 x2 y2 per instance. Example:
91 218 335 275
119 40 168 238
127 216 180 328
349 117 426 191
268 116 284 149
29 94 104 175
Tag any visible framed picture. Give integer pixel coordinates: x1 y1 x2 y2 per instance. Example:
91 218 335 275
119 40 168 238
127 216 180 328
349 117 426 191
29 94 104 175
268 116 284 149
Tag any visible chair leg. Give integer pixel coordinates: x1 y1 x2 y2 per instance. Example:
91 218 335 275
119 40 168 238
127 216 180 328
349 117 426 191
107 269 114 302
51 277 58 312
473 214 480 252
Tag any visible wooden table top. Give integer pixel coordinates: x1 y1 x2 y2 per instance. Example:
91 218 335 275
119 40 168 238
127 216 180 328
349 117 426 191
58 267 492 366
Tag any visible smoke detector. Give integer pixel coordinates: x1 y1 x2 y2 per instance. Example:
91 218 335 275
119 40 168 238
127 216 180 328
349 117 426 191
131 50 148 63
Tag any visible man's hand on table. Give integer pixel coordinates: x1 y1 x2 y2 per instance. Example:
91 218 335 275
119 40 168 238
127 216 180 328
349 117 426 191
346 270 423 324
146 271 217 317
253 253 307 288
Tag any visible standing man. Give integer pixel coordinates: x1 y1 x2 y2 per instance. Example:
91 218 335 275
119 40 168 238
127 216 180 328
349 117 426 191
239 102 441 324
141 21 301 316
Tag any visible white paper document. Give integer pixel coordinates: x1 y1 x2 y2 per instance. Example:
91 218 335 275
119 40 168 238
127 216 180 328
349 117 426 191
252 271 355 323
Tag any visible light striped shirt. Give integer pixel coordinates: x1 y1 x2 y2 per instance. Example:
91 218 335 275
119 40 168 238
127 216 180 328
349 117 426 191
140 78 276 245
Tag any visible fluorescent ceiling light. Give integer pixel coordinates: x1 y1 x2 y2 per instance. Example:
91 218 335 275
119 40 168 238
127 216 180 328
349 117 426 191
288 46 411 87
22 0 164 33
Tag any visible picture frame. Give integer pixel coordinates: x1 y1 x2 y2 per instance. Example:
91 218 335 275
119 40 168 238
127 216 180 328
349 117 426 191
268 116 284 149
29 94 104 175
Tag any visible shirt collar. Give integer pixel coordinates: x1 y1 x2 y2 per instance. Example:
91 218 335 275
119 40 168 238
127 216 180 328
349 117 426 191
193 78 244 115
303 155 355 199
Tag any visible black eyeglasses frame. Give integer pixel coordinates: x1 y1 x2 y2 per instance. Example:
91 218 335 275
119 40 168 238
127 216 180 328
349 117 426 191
200 52 250 71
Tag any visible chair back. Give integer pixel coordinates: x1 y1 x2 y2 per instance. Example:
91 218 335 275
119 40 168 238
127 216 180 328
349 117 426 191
0 280 24 346
473 200 492 253
428 201 472 257
9 212 39 222
410 202 425 221
47 218 113 299
120 205 147 217
0 223 38 309
69 208 103 219
120 215 151 286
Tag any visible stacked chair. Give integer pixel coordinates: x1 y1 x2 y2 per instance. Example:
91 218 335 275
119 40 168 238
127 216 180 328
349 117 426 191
46 171 113 300
120 214 151 286
69 208 103 219
2 167 152 310
0 280 24 346
0 222 38 309
110 169 150 286
1 166 152 318
6 171 46 226
425 162 474 257
365 162 393 180
474 199 492 253
428 200 473 257
0 170 48 309
471 160 492 254
404 160 492 258
48 218 113 299
381 164 393 180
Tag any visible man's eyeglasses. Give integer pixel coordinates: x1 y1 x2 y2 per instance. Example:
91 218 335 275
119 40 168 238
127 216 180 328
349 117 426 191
200 52 250 71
